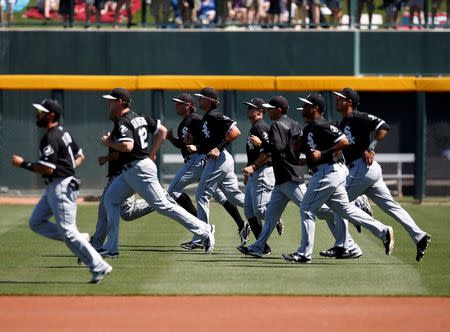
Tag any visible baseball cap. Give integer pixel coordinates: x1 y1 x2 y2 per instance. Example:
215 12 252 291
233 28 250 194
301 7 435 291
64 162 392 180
299 93 325 113
102 88 132 103
32 99 62 116
332 88 360 107
262 96 289 112
171 93 195 105
243 98 266 109
194 87 219 101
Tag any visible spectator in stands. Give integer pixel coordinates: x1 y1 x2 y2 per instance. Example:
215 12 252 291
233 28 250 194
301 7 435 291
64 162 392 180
37 0 60 19
84 0 103 28
431 0 449 26
383 0 402 28
245 0 262 25
325 0 342 27
408 0 424 27
215 0 229 26
229 0 247 23
198 0 216 24
268 0 281 24
151 0 171 27
0 0 15 26
179 0 194 26
59 0 74 27
358 0 374 28
113 0 132 28
307 0 320 28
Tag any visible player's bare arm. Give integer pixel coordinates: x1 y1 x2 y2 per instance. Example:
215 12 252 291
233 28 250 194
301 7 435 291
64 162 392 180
249 135 262 147
98 151 120 166
208 125 241 160
11 154 54 176
364 129 388 166
101 132 134 152
242 152 270 177
75 151 85 167
149 125 168 161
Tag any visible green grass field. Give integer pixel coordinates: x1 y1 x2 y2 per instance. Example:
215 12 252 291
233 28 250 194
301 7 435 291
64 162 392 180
0 202 448 296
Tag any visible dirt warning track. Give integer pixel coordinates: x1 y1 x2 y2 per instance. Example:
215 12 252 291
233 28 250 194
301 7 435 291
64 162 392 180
1 296 449 331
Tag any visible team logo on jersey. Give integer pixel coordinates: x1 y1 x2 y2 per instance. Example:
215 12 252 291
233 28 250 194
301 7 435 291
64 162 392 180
119 125 128 135
202 121 210 138
307 132 316 150
181 126 189 140
343 125 355 145
246 135 254 150
43 145 54 156
368 114 377 121
262 132 269 141
330 125 339 133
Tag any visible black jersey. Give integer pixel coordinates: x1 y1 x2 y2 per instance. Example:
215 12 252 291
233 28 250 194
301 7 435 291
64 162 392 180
111 111 160 164
195 108 237 154
338 111 390 165
38 126 82 180
171 112 203 160
261 115 304 185
301 116 346 169
246 118 270 166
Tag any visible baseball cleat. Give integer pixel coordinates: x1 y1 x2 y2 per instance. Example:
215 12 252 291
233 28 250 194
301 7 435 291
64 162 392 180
383 226 395 255
263 244 272 255
180 241 204 250
319 246 343 258
281 253 311 264
336 247 363 259
276 219 285 236
416 233 431 262
204 224 215 254
237 245 262 258
355 195 373 217
239 223 251 246
97 249 119 258
90 265 112 284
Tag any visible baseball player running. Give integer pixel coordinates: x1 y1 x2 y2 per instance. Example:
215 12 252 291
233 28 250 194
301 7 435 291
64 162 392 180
118 93 249 248
332 88 430 261
99 88 215 257
185 87 245 242
238 96 353 258
282 94 394 264
241 98 284 249
11 99 112 283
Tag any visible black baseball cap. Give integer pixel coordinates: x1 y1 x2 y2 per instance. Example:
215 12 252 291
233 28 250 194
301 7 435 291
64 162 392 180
171 93 195 105
194 87 219 101
332 88 360 107
32 99 62 116
102 88 132 103
243 98 266 110
299 93 325 113
262 96 289 112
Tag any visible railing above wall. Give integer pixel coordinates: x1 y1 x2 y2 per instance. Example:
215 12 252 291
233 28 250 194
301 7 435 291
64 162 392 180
1 75 450 92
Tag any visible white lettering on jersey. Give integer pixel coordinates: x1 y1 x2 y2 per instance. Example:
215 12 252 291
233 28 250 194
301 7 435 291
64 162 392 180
368 114 377 121
131 117 148 129
43 145 54 156
307 132 316 150
247 135 254 150
330 125 339 133
343 125 356 145
120 125 128 134
181 126 189 140
61 132 72 146
202 121 210 138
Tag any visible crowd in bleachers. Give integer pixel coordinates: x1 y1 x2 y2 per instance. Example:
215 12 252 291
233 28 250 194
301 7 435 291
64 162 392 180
1 0 449 28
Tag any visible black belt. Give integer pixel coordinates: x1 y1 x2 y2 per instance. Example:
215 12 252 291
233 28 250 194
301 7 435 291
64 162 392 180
309 160 344 175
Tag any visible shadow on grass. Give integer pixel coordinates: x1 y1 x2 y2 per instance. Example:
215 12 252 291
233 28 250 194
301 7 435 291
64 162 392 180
0 280 86 285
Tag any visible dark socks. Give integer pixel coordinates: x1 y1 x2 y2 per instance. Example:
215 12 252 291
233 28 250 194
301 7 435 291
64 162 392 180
175 192 197 216
222 200 245 230
247 216 262 239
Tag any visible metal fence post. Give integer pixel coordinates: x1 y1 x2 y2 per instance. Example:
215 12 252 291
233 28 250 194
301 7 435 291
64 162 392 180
141 0 147 26
222 90 236 156
415 91 427 202
151 90 164 179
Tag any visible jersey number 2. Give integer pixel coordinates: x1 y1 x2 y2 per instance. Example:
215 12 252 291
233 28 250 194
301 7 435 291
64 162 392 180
138 127 148 149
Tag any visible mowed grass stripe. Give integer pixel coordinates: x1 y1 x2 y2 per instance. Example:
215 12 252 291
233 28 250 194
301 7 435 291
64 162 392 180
0 202 448 295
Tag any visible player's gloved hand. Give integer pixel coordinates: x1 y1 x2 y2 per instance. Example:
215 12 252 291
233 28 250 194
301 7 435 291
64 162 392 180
363 150 375 166
207 148 220 159
101 132 111 147
249 135 262 147
11 155 24 167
